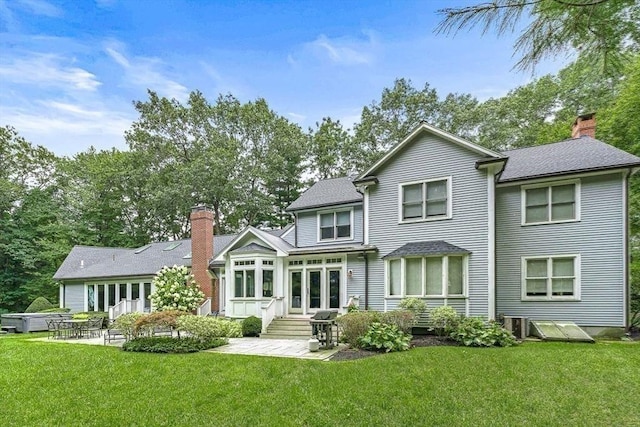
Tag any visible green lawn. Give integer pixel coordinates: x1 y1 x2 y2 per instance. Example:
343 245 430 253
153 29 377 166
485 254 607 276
1 334 638 427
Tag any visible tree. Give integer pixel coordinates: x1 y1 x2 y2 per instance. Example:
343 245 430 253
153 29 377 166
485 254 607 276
57 148 147 247
436 0 640 75
308 117 358 180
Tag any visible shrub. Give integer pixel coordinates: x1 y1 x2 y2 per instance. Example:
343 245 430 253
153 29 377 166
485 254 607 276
450 317 517 347
134 310 189 333
176 315 242 343
112 312 147 339
25 297 54 313
358 322 411 352
336 311 381 346
346 301 359 312
122 336 226 353
242 316 262 337
149 265 205 312
428 306 461 336
381 309 417 334
398 297 427 316
38 307 71 313
73 312 109 327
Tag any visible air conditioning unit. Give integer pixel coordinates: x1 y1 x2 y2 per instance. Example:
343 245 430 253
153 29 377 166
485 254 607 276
503 316 529 339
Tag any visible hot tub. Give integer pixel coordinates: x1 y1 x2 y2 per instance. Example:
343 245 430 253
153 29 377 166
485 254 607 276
1 313 72 333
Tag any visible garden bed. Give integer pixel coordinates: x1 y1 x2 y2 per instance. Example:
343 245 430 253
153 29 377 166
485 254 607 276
331 335 459 361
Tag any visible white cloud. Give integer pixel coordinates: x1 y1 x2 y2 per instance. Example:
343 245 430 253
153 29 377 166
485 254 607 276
0 53 101 90
18 0 62 17
293 31 379 67
287 112 306 122
104 40 189 100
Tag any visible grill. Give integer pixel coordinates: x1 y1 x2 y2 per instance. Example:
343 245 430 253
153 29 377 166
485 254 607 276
309 310 339 349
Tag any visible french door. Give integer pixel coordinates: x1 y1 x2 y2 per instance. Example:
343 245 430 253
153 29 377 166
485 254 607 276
289 268 341 314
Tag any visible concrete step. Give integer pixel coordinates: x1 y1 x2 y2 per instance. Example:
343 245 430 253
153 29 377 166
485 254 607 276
268 324 312 331
260 333 311 340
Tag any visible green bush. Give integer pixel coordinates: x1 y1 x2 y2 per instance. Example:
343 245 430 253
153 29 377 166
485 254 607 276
242 316 262 337
358 322 411 353
73 311 109 327
450 317 517 347
428 306 461 336
38 307 71 313
122 336 226 353
336 311 381 346
398 297 427 316
149 265 205 312
112 312 147 339
134 310 188 333
24 297 54 313
176 315 242 343
380 309 417 334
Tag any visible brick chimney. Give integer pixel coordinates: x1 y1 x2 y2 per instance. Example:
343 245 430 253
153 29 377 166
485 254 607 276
572 113 596 139
190 205 215 308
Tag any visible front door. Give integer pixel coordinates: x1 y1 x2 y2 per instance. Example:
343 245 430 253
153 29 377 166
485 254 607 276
289 271 303 314
307 270 322 312
328 269 341 309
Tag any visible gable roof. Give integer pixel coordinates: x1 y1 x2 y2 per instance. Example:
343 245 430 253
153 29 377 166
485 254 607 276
383 241 470 259
286 177 362 212
357 122 504 181
213 225 294 261
229 243 276 254
499 136 640 183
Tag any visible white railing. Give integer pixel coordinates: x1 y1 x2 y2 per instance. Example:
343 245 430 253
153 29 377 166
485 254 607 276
260 297 284 333
108 299 144 320
197 298 212 316
261 299 276 333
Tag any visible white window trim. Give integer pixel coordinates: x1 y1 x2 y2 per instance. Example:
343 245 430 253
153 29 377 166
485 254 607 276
398 176 453 224
520 254 581 301
385 255 468 298
521 179 581 226
316 208 354 242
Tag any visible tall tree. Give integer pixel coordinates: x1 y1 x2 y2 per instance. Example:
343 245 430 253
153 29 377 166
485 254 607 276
436 0 640 75
308 117 357 180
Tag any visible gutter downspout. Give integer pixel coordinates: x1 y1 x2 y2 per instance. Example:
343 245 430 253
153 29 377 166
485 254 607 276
364 252 369 310
294 213 299 247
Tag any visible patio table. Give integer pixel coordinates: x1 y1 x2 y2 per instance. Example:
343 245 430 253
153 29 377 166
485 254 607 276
60 319 89 339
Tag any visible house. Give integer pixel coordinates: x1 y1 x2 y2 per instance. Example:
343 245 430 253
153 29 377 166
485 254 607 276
54 114 640 335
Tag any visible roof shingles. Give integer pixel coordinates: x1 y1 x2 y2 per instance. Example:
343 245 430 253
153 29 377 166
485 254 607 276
286 177 362 211
499 136 640 182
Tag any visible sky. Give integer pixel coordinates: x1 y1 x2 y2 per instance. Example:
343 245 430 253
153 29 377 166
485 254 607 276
0 0 570 157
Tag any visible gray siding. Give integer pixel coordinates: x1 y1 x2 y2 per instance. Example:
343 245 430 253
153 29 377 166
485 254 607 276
296 205 363 247
281 228 295 245
496 173 625 327
367 133 490 317
64 283 85 312
346 254 366 307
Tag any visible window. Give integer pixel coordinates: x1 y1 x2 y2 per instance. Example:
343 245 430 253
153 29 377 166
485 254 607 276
262 260 274 266
234 270 255 298
319 210 352 241
289 260 303 266
386 255 466 297
400 178 451 222
234 260 255 266
522 255 580 300
262 270 273 297
522 180 579 225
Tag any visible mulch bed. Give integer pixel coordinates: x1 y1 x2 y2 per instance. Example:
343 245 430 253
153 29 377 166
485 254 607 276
330 335 458 361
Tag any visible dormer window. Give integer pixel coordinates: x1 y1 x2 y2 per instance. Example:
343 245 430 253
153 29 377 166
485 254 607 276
318 210 352 241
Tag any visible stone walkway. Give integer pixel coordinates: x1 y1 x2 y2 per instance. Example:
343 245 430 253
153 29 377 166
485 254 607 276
206 338 341 360
31 335 341 360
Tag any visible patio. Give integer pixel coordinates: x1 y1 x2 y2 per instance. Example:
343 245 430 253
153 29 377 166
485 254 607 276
31 335 342 360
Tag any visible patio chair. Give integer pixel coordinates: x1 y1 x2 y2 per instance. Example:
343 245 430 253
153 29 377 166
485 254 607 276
46 319 59 339
84 317 103 338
